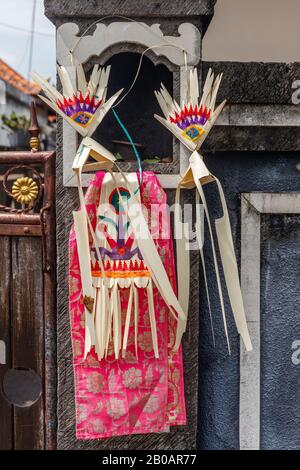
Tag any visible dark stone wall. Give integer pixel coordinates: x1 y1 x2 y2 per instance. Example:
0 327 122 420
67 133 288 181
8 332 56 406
202 62 300 104
197 150 300 449
202 61 300 152
260 214 300 449
44 0 215 21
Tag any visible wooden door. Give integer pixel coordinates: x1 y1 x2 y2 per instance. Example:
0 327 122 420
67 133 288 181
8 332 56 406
0 151 56 449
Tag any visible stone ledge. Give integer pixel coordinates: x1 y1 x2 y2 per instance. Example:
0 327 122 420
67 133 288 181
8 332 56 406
217 104 300 127
44 0 215 21
204 126 300 152
201 62 300 151
202 61 300 104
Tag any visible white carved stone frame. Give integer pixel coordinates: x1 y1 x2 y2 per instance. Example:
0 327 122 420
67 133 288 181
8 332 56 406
240 192 300 450
56 21 201 188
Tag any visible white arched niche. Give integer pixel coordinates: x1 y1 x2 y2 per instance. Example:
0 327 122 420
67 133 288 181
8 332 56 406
57 21 201 188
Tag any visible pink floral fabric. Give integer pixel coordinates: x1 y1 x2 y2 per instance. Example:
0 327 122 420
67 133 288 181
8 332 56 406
69 171 186 440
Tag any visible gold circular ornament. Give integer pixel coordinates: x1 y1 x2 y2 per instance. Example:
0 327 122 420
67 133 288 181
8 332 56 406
12 177 39 205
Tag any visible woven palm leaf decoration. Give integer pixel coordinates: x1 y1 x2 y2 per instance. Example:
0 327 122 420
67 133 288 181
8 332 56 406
32 64 122 137
155 68 225 152
31 64 122 175
31 64 186 360
155 68 252 353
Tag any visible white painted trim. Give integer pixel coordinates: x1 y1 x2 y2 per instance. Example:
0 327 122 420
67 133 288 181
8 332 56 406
243 192 300 214
0 340 5 365
57 22 201 67
240 194 261 450
180 65 193 176
64 172 181 189
240 192 300 450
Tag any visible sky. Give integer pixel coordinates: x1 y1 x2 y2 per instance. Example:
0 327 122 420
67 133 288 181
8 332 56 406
0 0 55 81
0 0 299 86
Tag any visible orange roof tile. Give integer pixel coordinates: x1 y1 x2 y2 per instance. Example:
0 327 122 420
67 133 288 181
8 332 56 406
0 58 41 95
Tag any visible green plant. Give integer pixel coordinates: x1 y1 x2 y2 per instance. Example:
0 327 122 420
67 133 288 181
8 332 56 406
143 156 162 163
114 152 124 161
1 112 29 132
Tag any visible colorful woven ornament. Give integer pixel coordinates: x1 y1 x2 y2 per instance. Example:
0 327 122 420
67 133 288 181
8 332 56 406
155 68 225 151
31 64 123 137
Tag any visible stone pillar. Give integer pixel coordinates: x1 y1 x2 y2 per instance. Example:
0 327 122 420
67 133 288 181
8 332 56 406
44 0 216 450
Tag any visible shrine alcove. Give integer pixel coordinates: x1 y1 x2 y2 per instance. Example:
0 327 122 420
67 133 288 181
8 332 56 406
92 52 173 163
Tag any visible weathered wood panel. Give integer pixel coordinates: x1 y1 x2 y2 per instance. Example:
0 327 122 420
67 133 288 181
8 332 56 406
11 237 44 450
43 154 57 450
0 225 41 237
0 236 12 450
0 150 56 449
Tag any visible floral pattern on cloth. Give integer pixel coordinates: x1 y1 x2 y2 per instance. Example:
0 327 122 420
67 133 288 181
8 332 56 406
69 171 186 440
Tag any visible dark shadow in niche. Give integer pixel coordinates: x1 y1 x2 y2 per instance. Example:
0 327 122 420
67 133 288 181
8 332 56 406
92 52 173 163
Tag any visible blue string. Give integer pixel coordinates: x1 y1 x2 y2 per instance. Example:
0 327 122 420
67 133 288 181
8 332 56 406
112 108 143 192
